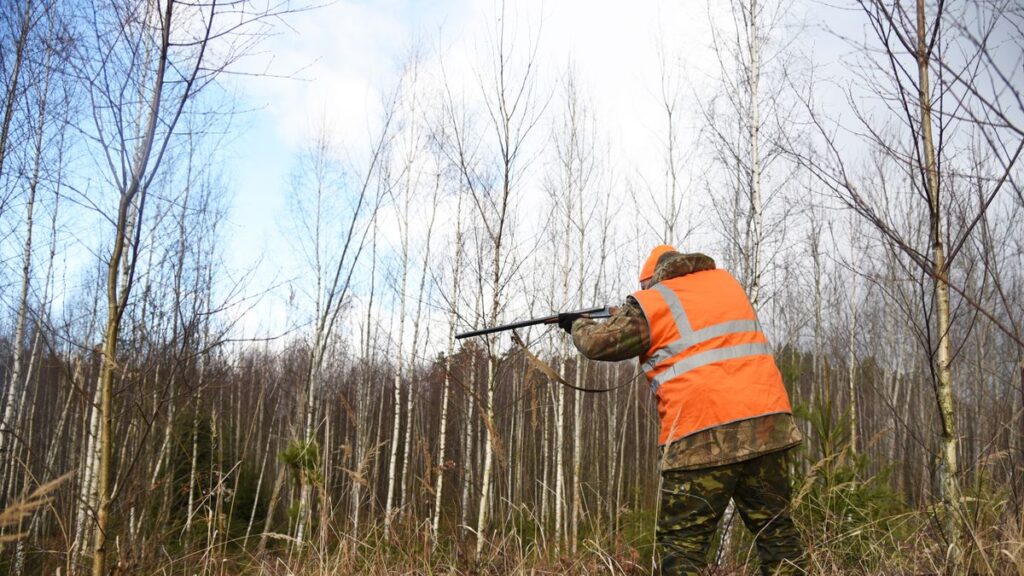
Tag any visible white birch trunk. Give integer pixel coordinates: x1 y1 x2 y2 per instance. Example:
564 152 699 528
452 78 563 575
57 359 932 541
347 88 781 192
384 264 408 537
402 178 438 518
555 353 566 549
432 358 452 535
0 21 51 500
0 103 37 503
73 381 102 573
570 164 590 551
183 396 200 536
0 183 32 495
475 354 496 556
540 384 551 526
295 353 318 544
353 227 379 538
570 373 583 552
747 0 763 309
433 191 464 538
460 353 476 533
724 5 763 539
848 279 859 456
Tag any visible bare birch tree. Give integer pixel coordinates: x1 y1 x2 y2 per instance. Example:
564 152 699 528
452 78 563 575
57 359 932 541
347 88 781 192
631 38 695 246
288 103 396 544
471 4 544 555
789 0 1024 559
546 66 597 551
701 0 799 309
66 1 291 572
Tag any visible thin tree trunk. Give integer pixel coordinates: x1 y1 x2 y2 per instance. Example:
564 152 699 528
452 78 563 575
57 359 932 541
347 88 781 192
459 353 476 535
540 374 551 527
476 353 496 556
257 466 287 555
433 191 464 538
319 404 331 553
402 176 439 521
385 271 407 537
0 0 31 181
915 0 959 551
91 2 175 571
747 0 763 309
848 289 859 456
555 354 566 550
184 395 201 537
352 224 378 538
244 436 271 549
73 374 100 572
0 42 42 497
571 364 585 553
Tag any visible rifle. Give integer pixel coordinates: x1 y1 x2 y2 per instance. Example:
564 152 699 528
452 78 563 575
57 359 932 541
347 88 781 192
455 306 612 339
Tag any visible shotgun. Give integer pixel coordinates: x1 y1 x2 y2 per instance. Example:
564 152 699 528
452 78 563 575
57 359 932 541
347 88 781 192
455 306 611 339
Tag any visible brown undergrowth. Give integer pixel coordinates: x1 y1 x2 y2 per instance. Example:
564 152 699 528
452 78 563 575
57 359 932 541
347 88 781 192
132 503 1022 575
6 468 1021 574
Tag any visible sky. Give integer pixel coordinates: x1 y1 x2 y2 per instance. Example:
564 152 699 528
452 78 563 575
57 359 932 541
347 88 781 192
4 0 1017 361
214 0 859 344
219 0 723 335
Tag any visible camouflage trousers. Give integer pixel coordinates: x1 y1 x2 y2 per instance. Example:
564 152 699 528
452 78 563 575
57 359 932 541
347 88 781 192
657 449 804 576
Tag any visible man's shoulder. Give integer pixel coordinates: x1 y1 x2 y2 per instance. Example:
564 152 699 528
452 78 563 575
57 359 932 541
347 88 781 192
621 296 644 317
650 252 716 285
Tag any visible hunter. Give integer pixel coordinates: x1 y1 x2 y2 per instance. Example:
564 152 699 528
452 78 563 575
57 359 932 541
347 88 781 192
562 245 805 575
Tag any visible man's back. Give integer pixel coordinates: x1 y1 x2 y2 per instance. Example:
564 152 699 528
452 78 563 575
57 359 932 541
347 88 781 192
632 267 792 446
567 247 805 575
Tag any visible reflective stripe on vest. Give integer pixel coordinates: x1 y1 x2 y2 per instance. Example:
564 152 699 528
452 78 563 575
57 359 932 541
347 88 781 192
642 283 767 391
649 342 774 391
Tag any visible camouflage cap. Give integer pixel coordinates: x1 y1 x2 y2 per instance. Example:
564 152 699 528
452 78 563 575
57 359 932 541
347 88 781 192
640 245 676 283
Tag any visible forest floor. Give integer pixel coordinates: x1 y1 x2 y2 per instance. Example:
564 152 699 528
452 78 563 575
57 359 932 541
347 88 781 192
125 506 1024 575
4 463 1023 574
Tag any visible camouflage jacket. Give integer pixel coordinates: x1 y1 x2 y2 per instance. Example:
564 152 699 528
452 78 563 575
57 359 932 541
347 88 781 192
571 251 802 471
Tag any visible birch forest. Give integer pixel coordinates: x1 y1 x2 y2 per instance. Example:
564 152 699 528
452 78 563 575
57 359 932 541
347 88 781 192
0 0 1022 574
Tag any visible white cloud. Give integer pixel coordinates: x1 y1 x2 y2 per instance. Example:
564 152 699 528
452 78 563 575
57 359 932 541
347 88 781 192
221 0 812 344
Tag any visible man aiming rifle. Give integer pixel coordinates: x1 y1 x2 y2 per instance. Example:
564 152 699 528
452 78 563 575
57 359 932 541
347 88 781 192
567 246 805 576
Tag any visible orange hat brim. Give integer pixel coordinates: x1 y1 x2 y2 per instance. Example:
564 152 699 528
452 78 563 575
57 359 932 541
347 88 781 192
640 245 676 283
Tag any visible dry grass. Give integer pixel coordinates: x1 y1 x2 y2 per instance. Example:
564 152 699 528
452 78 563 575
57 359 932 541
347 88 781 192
0 473 71 544
128 506 1023 576
10 469 1023 575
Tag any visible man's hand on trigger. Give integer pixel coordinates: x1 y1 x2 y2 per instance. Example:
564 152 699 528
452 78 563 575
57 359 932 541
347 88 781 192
558 316 575 334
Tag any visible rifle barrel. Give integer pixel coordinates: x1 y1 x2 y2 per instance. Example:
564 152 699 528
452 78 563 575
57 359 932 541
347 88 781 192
455 314 557 339
455 306 609 340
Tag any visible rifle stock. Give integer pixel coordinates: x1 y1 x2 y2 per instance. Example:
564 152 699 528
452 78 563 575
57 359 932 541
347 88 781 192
455 306 611 339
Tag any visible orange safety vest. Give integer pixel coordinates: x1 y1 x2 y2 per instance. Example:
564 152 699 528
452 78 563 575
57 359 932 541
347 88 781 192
632 269 792 445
